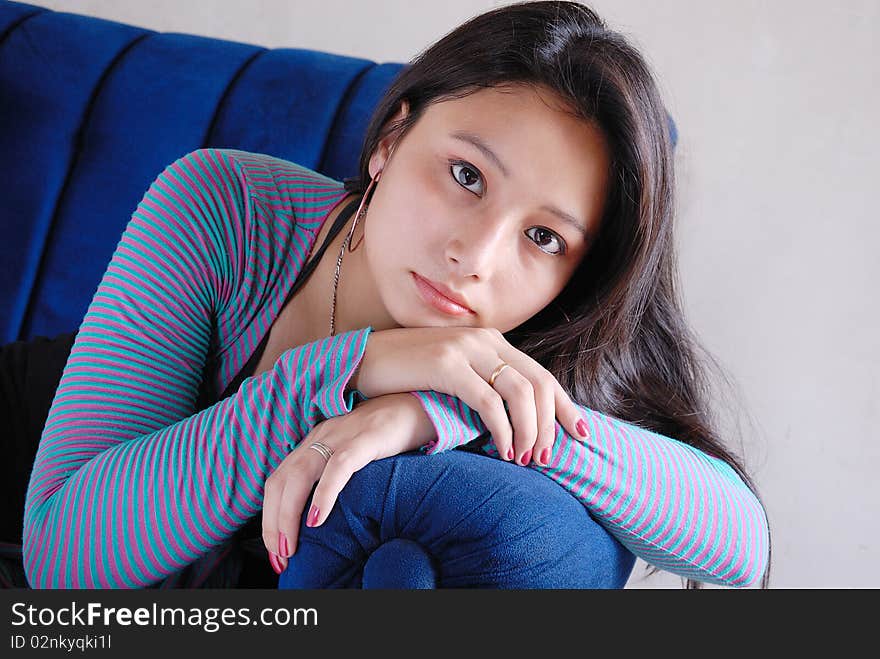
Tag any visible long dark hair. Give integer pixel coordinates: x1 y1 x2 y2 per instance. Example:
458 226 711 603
346 0 770 589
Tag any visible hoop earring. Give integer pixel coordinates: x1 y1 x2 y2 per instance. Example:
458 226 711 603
346 169 381 253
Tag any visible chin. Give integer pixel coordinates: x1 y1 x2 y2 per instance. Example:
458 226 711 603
396 303 471 330
379 280 423 328
401 310 457 329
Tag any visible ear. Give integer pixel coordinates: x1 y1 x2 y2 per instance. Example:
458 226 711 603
368 99 410 178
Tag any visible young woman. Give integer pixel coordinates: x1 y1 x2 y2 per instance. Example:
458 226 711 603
20 1 770 589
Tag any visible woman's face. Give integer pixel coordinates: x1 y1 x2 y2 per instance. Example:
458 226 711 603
364 84 611 333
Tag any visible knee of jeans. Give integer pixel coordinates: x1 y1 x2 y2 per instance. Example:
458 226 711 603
396 452 634 588
362 538 437 589
285 451 634 589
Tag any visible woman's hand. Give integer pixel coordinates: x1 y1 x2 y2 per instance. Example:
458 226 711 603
262 392 436 574
350 327 590 468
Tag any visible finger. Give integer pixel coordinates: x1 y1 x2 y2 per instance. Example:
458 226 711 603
261 474 291 574
491 338 588 452
261 473 285 557
262 444 322 562
476 332 547 463
276 475 318 558
532 376 557 466
455 367 515 460
305 446 367 527
553 381 590 443
491 367 537 465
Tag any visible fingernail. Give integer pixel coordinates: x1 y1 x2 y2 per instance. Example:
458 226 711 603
520 449 532 466
506 447 514 461
577 418 589 438
278 532 289 558
306 504 320 527
268 550 283 575
540 447 550 465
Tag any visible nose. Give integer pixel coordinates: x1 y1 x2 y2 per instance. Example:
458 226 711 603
445 211 509 279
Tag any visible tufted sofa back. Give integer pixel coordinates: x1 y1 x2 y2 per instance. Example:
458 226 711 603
0 0 404 344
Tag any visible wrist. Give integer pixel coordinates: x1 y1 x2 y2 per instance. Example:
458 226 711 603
347 327 389 399
355 393 438 454
392 392 438 446
346 360 362 395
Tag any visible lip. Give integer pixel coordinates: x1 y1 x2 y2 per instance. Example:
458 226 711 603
412 273 475 315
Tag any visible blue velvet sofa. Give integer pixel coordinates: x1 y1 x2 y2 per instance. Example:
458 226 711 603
0 0 636 588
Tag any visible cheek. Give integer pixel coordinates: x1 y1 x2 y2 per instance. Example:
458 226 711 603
407 154 464 212
378 170 451 240
365 190 431 263
374 192 450 251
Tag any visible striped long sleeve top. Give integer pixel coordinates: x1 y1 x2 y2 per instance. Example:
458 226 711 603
409 395 769 587
23 148 769 589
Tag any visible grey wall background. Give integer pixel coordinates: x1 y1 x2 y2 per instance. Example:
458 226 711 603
34 0 879 588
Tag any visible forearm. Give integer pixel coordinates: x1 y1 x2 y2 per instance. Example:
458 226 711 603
408 390 769 587
23 328 372 588
481 409 769 587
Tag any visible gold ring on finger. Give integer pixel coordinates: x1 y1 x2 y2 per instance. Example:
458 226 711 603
489 362 511 388
308 441 334 463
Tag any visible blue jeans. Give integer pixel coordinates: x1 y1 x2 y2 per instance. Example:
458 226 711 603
279 448 635 589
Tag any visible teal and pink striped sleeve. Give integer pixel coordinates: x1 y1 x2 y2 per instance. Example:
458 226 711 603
22 149 372 588
409 391 770 587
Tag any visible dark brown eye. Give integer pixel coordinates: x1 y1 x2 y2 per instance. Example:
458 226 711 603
526 227 564 255
450 162 484 195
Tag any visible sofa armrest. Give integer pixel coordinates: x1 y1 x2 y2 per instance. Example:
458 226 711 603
279 449 636 589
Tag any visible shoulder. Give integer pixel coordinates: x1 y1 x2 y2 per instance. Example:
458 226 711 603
210 150 347 232
158 149 346 231
198 149 341 195
156 149 347 270
192 150 345 224
164 148 341 196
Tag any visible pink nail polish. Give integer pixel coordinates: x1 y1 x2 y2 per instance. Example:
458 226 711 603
540 447 550 464
268 550 283 575
520 449 532 466
278 532 289 557
306 504 320 527
577 418 589 438
506 447 514 461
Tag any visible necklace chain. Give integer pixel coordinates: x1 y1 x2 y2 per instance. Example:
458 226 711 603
329 205 365 337
329 171 379 337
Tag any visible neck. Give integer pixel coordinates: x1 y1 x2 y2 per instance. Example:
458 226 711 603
333 217 402 336
303 195 401 340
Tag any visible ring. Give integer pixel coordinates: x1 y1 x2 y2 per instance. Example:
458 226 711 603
489 362 511 388
308 441 334 462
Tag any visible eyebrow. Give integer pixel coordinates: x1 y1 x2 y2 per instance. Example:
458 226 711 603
450 130 591 239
